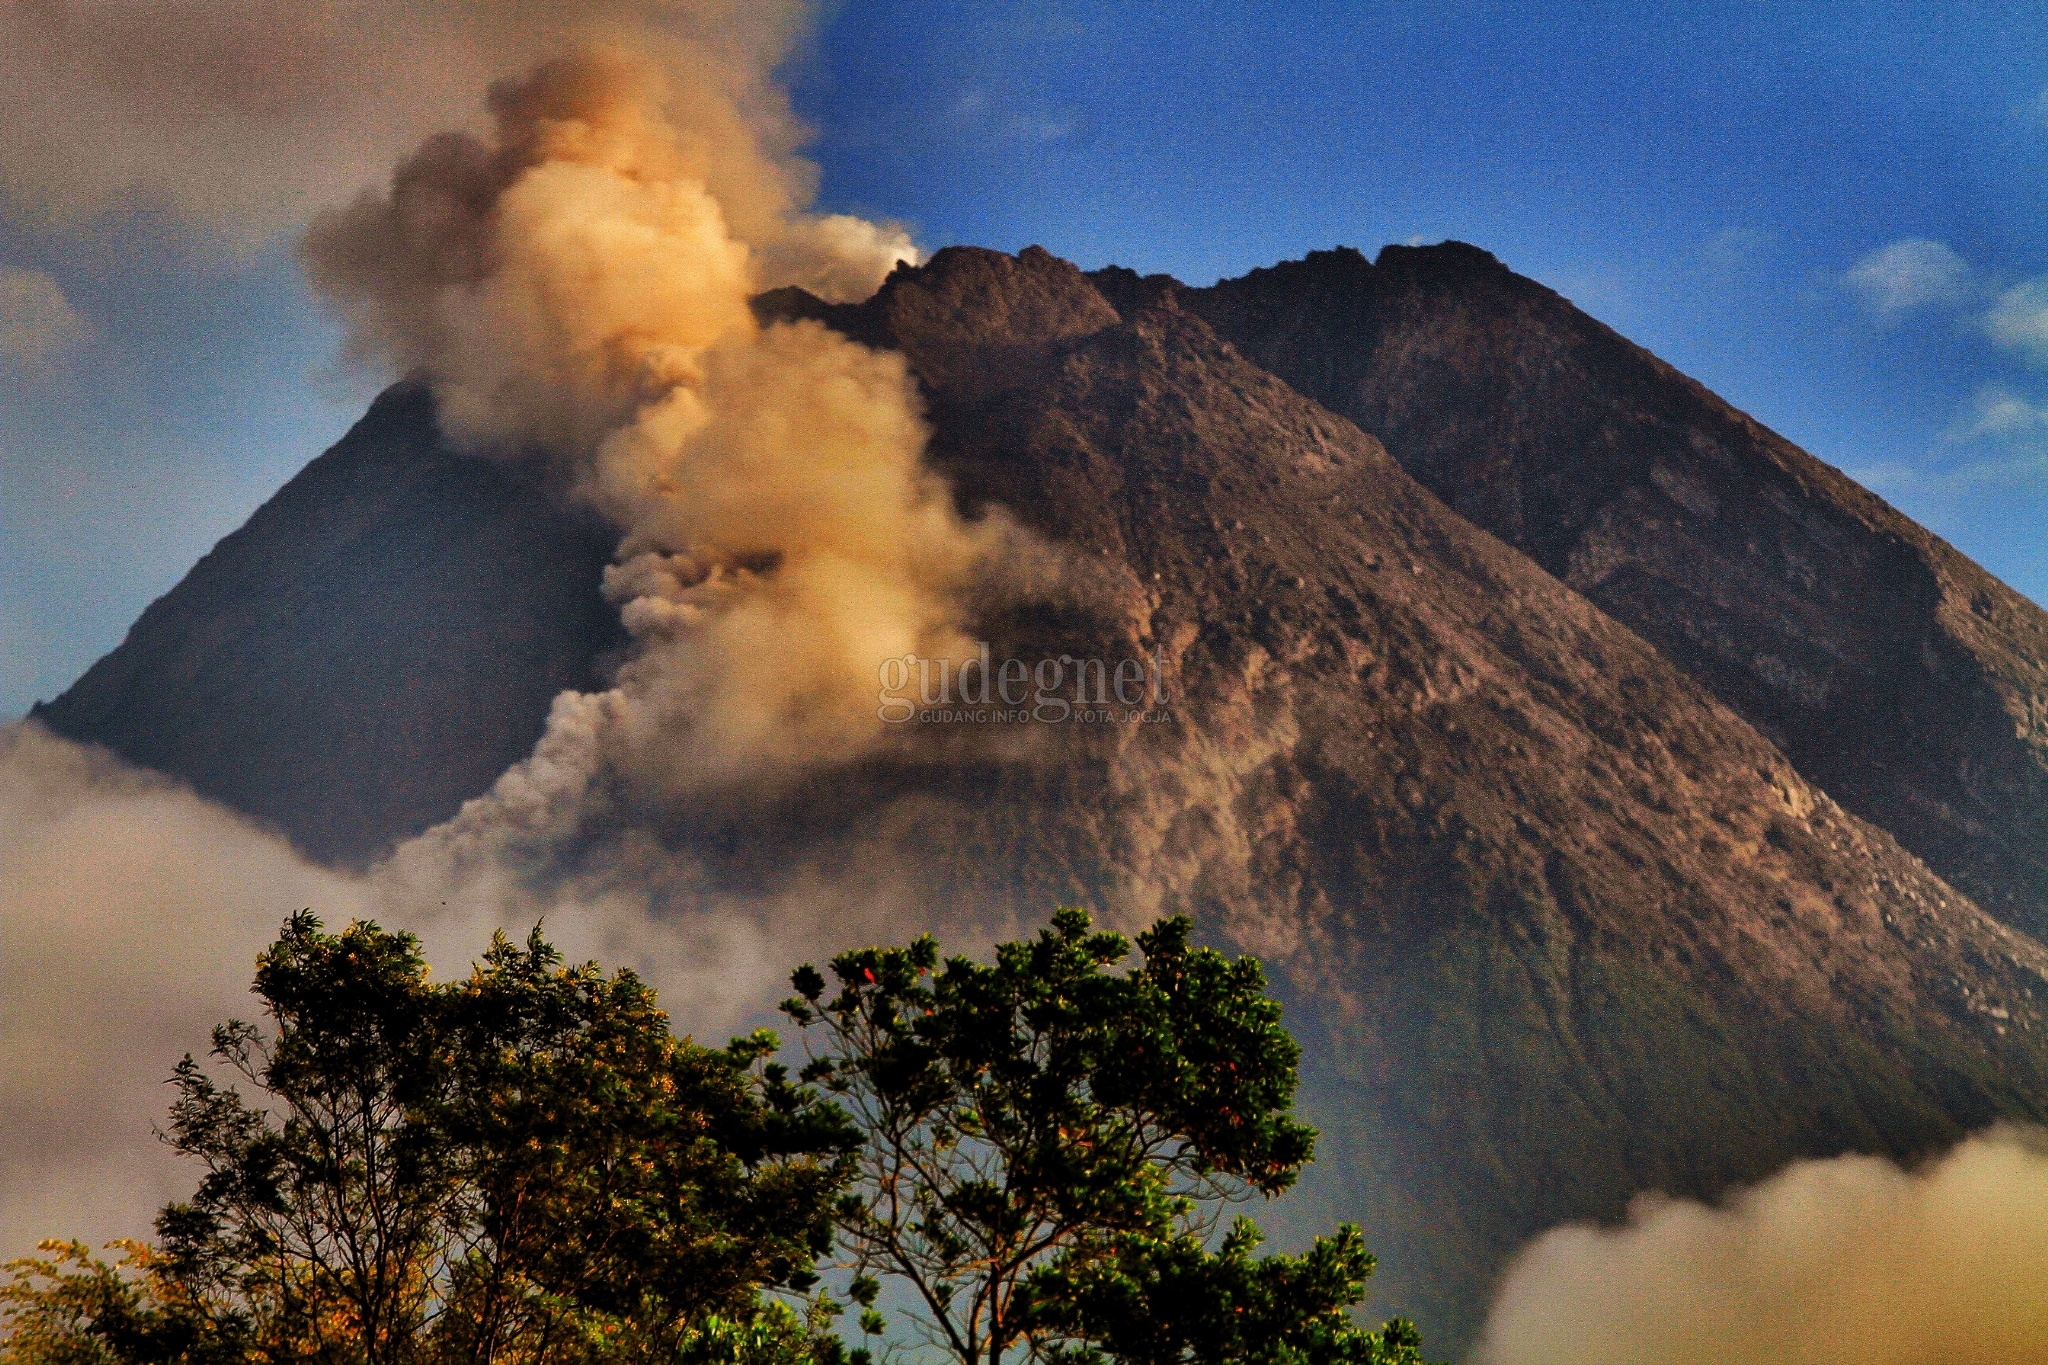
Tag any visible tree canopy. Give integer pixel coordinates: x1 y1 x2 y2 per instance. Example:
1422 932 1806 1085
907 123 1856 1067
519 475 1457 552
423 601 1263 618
781 908 1425 1365
4 913 855 1365
5 909 1427 1365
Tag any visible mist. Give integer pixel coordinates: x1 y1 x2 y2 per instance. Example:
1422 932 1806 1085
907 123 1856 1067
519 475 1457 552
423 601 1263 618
0 720 966 1261
1476 1125 2048 1364
0 724 365 1258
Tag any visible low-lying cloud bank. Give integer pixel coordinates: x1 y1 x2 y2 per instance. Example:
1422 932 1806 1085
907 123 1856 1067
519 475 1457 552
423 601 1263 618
0 724 363 1259
18 718 2048 1365
1476 1125 2048 1364
1 721 938 1262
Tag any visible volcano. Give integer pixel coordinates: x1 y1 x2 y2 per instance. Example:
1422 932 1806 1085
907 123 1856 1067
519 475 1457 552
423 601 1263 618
35 242 2048 1352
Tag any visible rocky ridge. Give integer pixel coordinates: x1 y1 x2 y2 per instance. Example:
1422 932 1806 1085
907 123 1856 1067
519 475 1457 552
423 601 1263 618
1145 244 2048 943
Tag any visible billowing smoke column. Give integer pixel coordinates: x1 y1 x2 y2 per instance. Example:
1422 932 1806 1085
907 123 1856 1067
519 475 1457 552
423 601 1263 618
306 46 999 794
3 2 1017 1269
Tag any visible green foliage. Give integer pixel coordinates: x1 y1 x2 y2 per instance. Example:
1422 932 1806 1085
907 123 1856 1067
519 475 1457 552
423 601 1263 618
1 1243 848 1365
5 913 854 1365
153 912 459 1362
1024 1222 1426 1365
676 1300 848 1365
782 908 1427 1365
7 907 1430 1365
430 930 855 1359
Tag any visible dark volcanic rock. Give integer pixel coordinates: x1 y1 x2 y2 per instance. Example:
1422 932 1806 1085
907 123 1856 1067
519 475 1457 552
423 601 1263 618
45 246 2048 1351
1154 243 2048 942
764 248 2048 1348
33 386 623 864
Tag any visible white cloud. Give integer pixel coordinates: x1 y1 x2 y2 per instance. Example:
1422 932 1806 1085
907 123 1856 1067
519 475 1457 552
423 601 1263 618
1986 276 2048 364
0 723 367 1259
1844 239 1972 314
1844 388 2048 498
944 82 1079 145
1945 382 2048 442
1837 458 1923 494
1476 1125 2048 1365
1847 452 2048 500
0 266 87 372
0 719 980 1260
1699 226 1770 275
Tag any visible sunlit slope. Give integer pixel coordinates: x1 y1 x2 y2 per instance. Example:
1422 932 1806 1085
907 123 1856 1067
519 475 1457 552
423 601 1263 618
1171 242 2048 943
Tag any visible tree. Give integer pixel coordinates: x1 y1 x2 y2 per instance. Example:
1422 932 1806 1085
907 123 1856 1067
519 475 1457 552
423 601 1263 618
7 909 1430 1365
432 925 854 1362
155 911 458 1362
0 1240 229 1365
780 909 1427 1365
1022 1222 1424 1365
4 913 855 1365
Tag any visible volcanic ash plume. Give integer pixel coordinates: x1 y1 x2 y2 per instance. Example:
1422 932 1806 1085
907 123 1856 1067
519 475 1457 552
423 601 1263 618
1475 1125 2048 1364
305 47 994 795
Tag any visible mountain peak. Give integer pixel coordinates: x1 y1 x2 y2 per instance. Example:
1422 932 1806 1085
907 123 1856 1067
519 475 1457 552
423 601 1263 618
1373 239 1504 273
37 241 2048 1351
1182 243 2048 940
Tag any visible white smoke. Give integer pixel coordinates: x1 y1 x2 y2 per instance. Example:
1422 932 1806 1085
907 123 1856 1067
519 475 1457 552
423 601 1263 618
1476 1125 2048 1365
302 42 1002 822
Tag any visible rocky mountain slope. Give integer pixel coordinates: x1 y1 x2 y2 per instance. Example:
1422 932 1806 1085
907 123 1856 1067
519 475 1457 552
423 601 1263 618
1147 243 2048 942
766 248 2048 1342
32 387 623 865
37 245 2048 1351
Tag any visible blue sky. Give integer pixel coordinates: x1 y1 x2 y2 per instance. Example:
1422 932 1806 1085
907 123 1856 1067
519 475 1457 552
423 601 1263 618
6 0 2048 716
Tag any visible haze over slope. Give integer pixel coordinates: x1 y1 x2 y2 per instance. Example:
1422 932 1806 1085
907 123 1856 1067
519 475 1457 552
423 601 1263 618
34 244 2048 1352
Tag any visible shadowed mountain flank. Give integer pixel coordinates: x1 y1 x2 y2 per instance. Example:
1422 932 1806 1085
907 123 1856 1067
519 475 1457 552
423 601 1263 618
32 386 624 865
40 246 2048 1352
1143 243 2048 944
